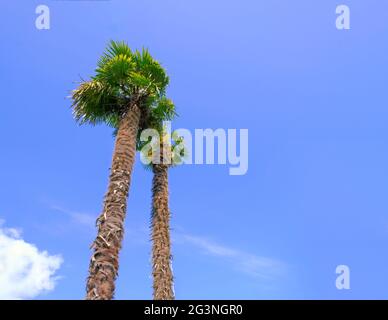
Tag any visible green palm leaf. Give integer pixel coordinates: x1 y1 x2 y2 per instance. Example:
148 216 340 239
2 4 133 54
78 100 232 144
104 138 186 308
71 41 174 130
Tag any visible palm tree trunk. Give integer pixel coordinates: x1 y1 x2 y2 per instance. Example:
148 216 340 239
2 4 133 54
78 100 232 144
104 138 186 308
86 104 141 300
151 162 174 300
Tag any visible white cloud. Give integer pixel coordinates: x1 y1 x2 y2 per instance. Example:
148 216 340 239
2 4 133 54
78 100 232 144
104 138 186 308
176 233 285 279
0 222 63 300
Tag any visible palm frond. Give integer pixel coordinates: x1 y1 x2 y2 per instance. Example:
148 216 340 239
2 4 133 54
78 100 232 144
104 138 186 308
95 54 136 87
133 48 170 95
103 40 132 62
147 97 177 127
71 80 120 127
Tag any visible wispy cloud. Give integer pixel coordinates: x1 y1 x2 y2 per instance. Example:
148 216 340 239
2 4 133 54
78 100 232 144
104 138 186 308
49 204 149 245
50 205 96 229
45 203 286 281
175 233 285 280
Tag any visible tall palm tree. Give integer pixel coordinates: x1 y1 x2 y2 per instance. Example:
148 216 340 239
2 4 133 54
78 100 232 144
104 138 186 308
71 41 174 300
141 123 185 300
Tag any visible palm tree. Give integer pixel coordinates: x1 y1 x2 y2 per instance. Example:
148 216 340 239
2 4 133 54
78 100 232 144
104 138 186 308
71 41 174 300
141 123 185 300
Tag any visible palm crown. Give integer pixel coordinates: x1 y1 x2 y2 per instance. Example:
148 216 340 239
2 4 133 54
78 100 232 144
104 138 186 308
71 41 176 130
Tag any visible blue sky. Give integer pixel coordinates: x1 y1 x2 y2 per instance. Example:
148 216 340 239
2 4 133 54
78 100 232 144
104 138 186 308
0 0 388 299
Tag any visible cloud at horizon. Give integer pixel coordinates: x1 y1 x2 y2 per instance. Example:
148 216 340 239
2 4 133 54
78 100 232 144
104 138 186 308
0 220 63 300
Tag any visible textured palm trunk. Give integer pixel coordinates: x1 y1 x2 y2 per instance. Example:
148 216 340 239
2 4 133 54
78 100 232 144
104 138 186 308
151 157 174 300
86 104 141 300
